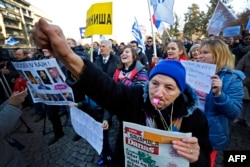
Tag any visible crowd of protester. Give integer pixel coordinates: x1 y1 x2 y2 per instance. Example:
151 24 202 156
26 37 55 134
0 18 250 167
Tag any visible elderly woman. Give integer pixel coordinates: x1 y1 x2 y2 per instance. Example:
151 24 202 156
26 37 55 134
188 44 200 61
31 19 212 167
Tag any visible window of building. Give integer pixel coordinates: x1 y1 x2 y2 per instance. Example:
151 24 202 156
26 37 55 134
5 3 14 10
0 0 5 8
6 29 21 36
4 20 19 27
7 13 16 18
2 11 7 15
14 6 19 13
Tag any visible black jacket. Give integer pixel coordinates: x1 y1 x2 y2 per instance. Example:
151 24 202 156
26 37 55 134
94 53 120 78
74 59 212 167
145 45 162 64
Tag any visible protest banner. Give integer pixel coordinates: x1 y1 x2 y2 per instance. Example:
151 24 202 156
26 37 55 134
12 58 74 105
207 1 237 36
123 121 191 167
246 18 250 30
181 60 216 112
181 60 216 93
85 2 112 37
223 25 241 37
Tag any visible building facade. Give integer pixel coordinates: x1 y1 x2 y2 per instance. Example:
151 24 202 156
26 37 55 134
0 0 51 48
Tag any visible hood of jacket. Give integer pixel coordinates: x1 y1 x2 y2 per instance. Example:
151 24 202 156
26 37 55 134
143 83 199 120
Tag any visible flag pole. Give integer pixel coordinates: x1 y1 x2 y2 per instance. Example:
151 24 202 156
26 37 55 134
90 35 94 62
147 0 157 58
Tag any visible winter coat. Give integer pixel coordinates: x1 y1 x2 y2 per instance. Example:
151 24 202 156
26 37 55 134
113 61 148 87
137 48 149 71
232 43 250 66
73 59 212 167
94 53 120 78
145 45 162 65
204 67 245 150
0 102 26 167
235 51 250 88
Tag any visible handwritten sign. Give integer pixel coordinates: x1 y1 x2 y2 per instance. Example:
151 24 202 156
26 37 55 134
181 61 216 93
70 106 103 154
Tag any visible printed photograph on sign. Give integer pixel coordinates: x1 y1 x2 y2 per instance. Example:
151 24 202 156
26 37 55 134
37 70 52 84
62 92 74 101
47 67 64 83
52 94 65 101
34 76 51 90
24 71 37 84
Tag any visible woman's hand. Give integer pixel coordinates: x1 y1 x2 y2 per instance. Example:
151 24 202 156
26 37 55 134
102 120 109 130
31 19 72 59
151 57 159 64
8 89 28 108
172 137 200 163
31 19 83 78
211 75 222 96
69 102 77 107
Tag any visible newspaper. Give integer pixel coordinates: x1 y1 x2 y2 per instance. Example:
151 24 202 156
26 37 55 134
12 58 74 105
123 121 191 167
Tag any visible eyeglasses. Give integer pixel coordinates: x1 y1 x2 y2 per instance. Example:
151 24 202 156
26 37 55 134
244 38 250 41
147 41 152 43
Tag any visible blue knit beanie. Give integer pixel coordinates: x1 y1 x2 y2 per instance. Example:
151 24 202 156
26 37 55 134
149 60 186 93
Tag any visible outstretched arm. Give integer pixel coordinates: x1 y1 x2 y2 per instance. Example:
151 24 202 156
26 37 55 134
31 19 83 78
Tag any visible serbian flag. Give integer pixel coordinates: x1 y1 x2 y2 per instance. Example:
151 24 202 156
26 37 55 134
152 15 161 29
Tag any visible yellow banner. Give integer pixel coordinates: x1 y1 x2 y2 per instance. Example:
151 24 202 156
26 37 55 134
85 2 112 37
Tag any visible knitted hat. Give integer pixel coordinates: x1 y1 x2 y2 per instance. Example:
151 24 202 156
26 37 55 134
149 60 186 93
189 44 201 55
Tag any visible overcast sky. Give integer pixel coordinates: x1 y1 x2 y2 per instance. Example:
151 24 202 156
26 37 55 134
27 0 249 43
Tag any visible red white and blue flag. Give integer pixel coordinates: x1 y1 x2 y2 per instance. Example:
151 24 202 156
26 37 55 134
150 0 175 27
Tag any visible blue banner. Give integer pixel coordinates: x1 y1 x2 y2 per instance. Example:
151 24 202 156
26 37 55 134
246 19 250 30
79 27 86 39
223 25 241 37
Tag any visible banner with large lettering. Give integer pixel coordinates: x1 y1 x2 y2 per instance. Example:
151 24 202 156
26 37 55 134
12 58 74 105
85 2 112 37
123 121 191 167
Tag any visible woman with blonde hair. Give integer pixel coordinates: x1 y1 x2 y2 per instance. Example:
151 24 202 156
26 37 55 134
198 39 245 166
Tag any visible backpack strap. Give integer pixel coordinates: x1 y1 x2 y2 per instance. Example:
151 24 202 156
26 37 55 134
128 68 138 80
114 68 139 82
114 69 120 82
